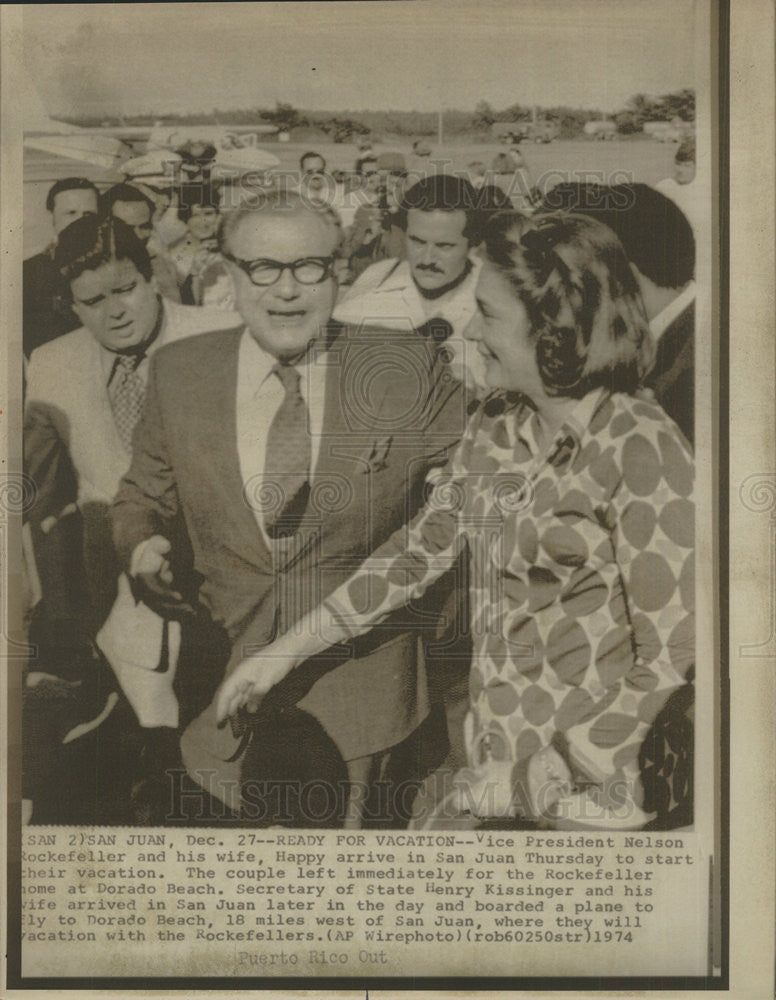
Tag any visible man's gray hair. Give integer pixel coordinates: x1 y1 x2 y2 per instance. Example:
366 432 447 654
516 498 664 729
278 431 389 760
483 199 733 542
218 187 343 255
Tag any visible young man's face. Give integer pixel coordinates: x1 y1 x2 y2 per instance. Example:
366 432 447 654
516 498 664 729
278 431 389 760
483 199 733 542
405 209 471 293
51 189 98 236
70 258 160 353
301 156 326 177
187 204 220 243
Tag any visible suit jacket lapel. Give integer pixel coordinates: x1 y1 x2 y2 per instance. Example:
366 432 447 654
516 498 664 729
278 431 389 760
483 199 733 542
191 329 274 574
85 336 132 494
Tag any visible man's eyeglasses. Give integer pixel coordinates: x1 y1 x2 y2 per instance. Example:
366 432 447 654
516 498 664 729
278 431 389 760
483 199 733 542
222 252 336 286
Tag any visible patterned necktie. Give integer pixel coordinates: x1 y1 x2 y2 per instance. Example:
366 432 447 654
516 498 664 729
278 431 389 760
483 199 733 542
109 354 146 452
263 363 311 539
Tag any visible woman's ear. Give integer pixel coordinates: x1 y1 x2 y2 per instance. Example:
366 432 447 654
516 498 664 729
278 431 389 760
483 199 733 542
535 325 585 393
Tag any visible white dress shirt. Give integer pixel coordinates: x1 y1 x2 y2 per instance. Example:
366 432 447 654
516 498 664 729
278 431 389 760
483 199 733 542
236 329 328 540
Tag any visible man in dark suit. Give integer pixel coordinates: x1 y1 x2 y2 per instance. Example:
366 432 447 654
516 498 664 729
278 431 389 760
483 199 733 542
538 182 696 445
112 192 467 826
24 177 99 358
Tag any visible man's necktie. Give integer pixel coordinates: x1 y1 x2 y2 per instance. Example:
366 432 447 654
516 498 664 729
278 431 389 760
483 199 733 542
109 354 146 452
263 363 311 539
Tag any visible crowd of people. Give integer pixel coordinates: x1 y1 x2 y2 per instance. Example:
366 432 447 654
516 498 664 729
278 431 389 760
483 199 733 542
21 138 698 831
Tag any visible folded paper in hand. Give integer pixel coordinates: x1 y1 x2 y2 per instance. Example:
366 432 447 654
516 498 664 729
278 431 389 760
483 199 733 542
97 574 181 728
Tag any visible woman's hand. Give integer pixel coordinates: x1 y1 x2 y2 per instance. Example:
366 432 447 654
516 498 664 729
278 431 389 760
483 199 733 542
524 745 574 818
452 760 517 819
216 648 298 724
449 745 575 821
551 785 653 831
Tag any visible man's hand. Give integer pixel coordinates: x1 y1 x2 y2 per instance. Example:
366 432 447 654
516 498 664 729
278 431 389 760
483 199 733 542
216 649 298 724
130 535 195 619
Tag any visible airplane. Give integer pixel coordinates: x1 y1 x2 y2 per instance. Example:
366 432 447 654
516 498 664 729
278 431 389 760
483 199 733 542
24 75 281 179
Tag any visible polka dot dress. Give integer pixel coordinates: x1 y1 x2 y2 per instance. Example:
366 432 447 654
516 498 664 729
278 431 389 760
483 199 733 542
324 387 695 791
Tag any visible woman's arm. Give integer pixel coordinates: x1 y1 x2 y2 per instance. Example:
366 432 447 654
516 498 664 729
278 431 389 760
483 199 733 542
216 464 466 721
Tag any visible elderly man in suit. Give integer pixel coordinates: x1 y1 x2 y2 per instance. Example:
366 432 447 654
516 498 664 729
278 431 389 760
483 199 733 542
112 192 467 827
23 215 240 823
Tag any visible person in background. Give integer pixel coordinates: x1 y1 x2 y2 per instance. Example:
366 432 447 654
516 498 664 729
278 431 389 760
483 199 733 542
340 152 408 279
656 136 701 232
354 138 375 176
538 182 696 445
297 151 334 205
408 138 433 173
99 182 181 302
165 184 235 309
24 215 239 824
23 177 98 357
336 173 487 389
468 161 489 189
300 150 327 177
357 155 380 189
219 212 695 832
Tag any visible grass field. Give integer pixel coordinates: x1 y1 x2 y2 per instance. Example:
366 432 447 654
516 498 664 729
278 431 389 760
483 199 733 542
24 136 678 256
268 136 678 187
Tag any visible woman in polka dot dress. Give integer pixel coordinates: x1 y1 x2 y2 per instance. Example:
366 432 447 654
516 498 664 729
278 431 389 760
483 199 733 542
218 212 695 830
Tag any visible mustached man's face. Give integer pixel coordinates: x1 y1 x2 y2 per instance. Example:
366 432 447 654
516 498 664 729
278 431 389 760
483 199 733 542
405 209 471 293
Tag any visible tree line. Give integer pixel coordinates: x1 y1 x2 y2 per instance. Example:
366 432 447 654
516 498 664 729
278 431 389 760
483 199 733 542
67 89 695 141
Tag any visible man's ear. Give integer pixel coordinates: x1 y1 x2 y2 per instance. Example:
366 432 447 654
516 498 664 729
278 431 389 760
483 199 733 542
54 293 76 320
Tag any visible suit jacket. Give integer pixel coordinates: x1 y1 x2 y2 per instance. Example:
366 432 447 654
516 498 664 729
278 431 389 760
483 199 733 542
112 322 468 808
25 298 241 626
646 301 694 446
23 247 80 359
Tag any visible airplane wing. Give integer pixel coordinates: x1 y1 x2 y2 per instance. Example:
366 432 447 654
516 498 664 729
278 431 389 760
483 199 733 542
23 133 135 172
24 77 279 176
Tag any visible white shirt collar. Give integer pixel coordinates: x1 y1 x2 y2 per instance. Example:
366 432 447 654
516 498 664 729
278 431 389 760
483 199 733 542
649 281 695 343
99 296 167 383
237 327 328 401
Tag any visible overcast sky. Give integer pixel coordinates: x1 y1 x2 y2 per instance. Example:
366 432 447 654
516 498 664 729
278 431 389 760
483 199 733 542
24 1 697 117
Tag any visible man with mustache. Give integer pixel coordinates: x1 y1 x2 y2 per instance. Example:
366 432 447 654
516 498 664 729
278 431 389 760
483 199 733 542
335 174 487 391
